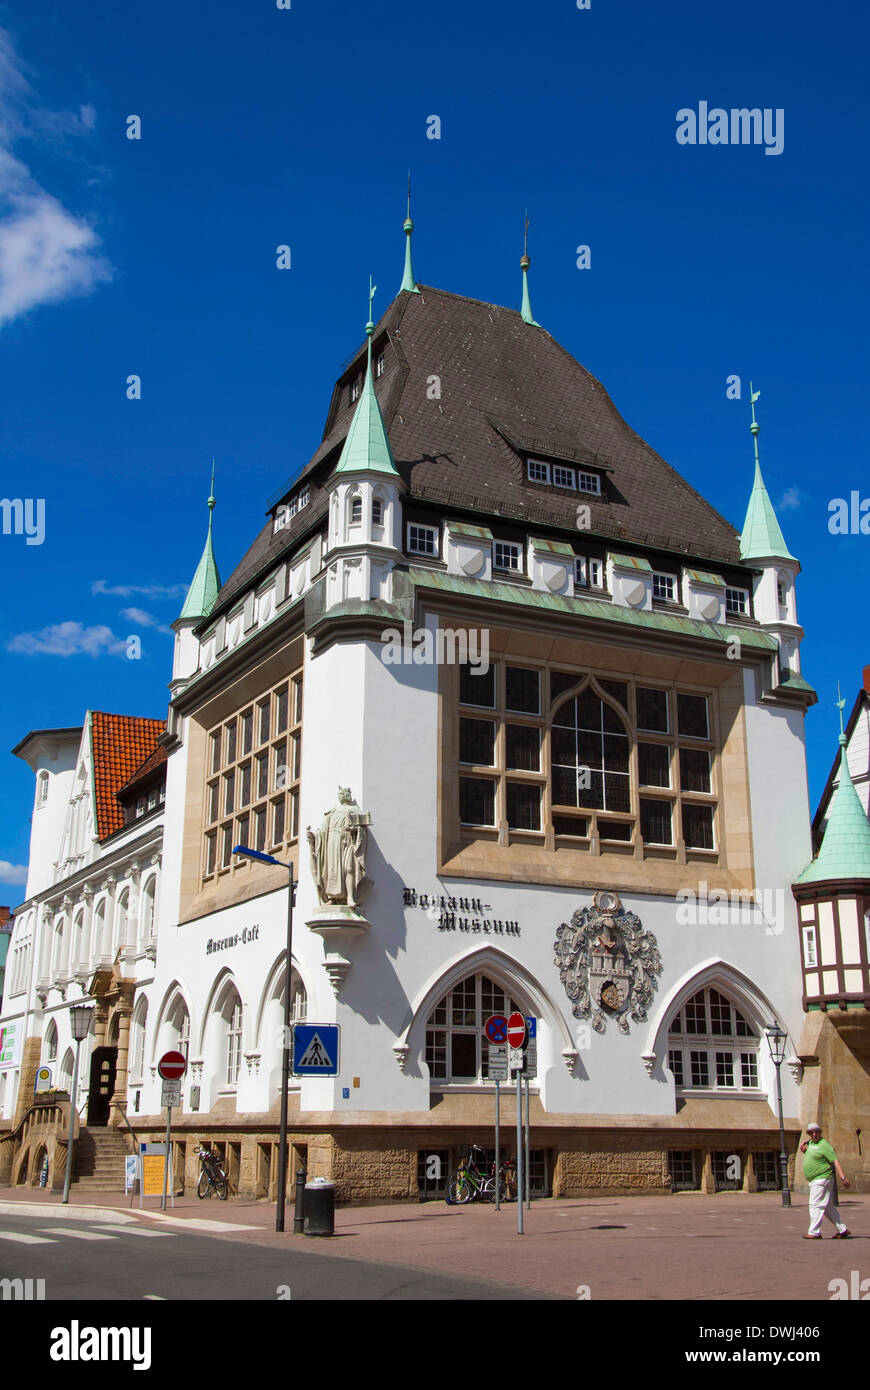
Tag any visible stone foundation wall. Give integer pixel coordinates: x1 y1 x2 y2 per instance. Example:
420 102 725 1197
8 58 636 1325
554 1138 669 1196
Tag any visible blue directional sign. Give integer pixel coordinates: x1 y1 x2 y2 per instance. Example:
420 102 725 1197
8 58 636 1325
292 1023 340 1076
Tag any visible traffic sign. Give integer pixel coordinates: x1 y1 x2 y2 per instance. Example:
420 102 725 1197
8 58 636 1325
158 1050 187 1080
507 1012 526 1049
485 1013 508 1044
292 1023 340 1076
509 1046 525 1072
488 1044 508 1081
161 1078 182 1108
524 1040 537 1078
525 1016 537 1040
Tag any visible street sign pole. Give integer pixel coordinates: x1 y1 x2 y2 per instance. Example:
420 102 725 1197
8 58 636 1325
525 1074 531 1210
160 1105 171 1212
276 867 296 1234
494 1078 501 1211
515 1058 524 1235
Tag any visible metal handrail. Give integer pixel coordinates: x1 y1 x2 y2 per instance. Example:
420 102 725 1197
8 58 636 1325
110 1102 140 1154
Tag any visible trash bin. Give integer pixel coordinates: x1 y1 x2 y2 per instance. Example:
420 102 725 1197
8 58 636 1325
304 1177 335 1237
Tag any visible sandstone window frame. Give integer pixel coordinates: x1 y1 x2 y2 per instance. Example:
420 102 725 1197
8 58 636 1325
202 665 303 889
456 658 720 861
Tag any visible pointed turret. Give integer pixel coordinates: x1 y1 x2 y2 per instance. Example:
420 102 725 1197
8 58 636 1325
739 386 795 562
796 693 870 886
520 213 541 327
180 464 221 619
333 281 401 479
324 281 406 609
399 173 420 295
172 466 223 687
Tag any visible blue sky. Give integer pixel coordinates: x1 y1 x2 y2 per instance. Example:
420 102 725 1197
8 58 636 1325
1 0 867 901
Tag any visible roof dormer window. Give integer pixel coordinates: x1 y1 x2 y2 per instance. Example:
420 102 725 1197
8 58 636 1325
652 573 678 603
527 460 550 484
375 351 385 379
576 470 602 495
351 377 362 404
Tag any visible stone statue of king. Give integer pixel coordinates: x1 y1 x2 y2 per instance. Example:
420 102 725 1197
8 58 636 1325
306 787 372 910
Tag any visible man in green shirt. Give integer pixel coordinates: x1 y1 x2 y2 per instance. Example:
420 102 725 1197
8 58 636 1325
801 1123 851 1239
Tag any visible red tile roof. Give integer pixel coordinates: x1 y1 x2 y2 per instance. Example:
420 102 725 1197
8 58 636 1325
89 712 166 840
116 743 168 799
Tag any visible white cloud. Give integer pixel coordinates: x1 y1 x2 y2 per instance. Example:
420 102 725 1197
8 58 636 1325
6 621 128 657
92 580 187 600
777 486 805 512
0 28 112 328
121 606 173 636
0 861 28 885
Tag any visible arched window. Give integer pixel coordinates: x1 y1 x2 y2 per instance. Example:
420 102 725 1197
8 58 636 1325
667 986 759 1091
552 686 630 814
37 771 49 807
92 901 107 965
72 911 84 970
44 1020 58 1062
114 892 129 954
140 877 156 945
225 992 243 1086
425 972 525 1082
51 921 64 978
131 999 148 1081
59 1048 74 1092
350 495 363 525
372 497 384 527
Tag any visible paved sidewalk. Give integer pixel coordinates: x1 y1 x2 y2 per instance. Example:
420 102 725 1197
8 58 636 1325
1 1186 865 1300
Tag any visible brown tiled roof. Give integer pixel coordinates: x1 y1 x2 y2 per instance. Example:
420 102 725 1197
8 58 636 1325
90 712 166 840
116 743 168 799
212 285 743 614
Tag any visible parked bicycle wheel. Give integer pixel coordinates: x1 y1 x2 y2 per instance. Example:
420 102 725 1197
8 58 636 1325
213 1169 229 1200
447 1172 474 1204
197 1169 213 1199
486 1175 506 1203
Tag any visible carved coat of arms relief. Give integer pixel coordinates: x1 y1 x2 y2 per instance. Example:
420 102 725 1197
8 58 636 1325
554 890 662 1035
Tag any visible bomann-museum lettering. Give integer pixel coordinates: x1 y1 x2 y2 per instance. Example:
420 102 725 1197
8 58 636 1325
205 924 260 955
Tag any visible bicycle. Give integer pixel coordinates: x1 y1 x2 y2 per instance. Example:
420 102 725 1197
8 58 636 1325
194 1144 229 1200
447 1146 512 1204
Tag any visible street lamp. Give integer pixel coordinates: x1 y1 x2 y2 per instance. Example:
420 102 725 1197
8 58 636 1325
233 845 297 1232
765 1022 792 1208
61 1003 94 1204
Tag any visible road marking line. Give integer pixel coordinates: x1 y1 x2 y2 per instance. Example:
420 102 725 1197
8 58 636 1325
39 1226 116 1240
0 1230 56 1244
91 1224 171 1238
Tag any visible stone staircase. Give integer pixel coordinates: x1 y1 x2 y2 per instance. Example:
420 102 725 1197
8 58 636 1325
71 1126 131 1193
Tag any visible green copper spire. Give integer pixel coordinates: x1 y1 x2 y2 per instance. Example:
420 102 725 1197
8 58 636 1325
399 172 420 294
333 280 400 478
739 385 796 561
520 212 541 327
180 461 222 620
795 687 870 885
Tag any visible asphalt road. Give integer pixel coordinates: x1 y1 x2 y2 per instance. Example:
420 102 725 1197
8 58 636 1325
0 1212 547 1301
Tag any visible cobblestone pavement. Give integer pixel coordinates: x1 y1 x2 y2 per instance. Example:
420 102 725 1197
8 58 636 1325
2 1187 866 1300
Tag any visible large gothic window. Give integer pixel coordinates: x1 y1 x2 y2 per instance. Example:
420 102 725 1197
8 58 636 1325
667 986 759 1092
456 662 718 857
425 972 525 1082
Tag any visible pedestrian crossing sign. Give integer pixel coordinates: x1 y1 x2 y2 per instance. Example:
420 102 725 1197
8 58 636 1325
292 1023 340 1076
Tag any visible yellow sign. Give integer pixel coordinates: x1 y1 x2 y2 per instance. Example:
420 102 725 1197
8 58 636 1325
141 1154 166 1196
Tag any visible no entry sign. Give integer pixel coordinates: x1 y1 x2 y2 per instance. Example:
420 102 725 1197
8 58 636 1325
158 1050 187 1081
484 1014 508 1044
507 1012 527 1049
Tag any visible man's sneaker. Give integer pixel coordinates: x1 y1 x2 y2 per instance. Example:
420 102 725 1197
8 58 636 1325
833 1229 852 1238
803 1233 822 1239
